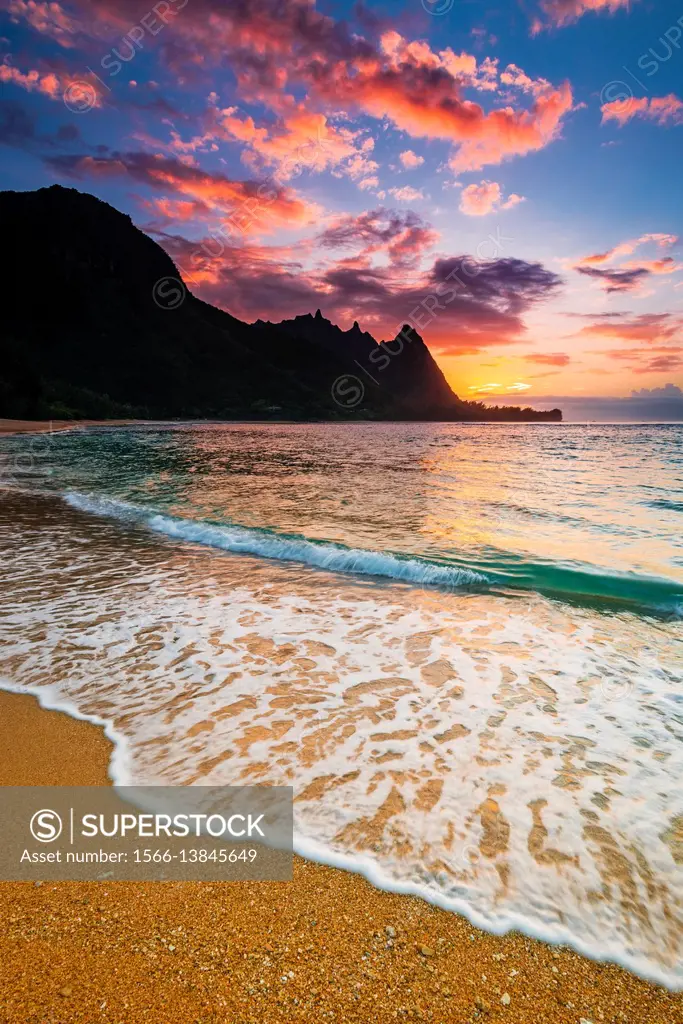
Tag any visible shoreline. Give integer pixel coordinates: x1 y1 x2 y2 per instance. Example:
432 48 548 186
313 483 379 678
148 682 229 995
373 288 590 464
0 690 681 1022
0 418 147 435
0 418 570 437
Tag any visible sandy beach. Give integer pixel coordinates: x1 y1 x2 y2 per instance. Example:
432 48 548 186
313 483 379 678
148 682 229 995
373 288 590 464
2 0 681 1008
0 691 680 1024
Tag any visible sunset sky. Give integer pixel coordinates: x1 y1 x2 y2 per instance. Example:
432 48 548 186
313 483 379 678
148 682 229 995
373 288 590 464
1 0 682 412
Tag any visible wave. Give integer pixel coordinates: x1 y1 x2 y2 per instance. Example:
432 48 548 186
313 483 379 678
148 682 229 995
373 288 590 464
474 553 683 618
5 491 683 988
647 499 683 513
64 492 487 589
63 491 683 617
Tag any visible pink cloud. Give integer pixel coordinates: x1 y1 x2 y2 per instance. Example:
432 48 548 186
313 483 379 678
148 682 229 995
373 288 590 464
523 352 570 366
46 0 574 175
572 233 680 293
621 257 682 276
599 345 683 373
459 180 525 216
641 353 683 372
601 94 683 127
317 209 438 269
576 265 650 293
531 0 634 34
399 150 424 169
140 197 209 222
5 0 81 47
575 313 683 344
155 230 561 355
215 104 375 186
388 186 424 202
0 60 101 106
577 233 677 266
47 150 321 234
499 63 551 96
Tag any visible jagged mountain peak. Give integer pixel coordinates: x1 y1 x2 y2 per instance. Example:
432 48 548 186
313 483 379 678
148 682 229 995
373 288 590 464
0 185 561 423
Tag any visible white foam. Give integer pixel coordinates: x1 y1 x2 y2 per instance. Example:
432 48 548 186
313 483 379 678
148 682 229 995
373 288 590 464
3 494 683 989
290 833 683 989
2 661 682 990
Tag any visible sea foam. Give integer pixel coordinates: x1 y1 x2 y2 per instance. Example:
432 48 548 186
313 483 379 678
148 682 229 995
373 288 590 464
3 489 683 989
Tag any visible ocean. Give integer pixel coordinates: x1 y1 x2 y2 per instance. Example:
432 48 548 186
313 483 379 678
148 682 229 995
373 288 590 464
1 422 682 986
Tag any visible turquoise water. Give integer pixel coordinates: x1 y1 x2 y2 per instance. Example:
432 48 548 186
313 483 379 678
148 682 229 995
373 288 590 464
3 422 682 615
1 422 682 985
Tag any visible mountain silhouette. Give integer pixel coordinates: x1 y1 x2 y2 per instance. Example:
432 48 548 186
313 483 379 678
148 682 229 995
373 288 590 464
1 185 561 422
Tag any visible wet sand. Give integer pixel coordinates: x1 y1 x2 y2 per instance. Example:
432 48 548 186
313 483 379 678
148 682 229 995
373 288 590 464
0 691 681 1023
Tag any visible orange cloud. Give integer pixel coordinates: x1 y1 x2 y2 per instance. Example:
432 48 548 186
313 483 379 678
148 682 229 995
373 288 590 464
141 197 209 222
165 2 574 173
448 84 573 172
0 62 60 98
319 40 573 173
523 352 570 366
47 151 320 234
573 233 679 268
0 61 100 106
621 257 682 275
575 313 683 344
215 105 373 184
10 0 576 175
601 94 683 127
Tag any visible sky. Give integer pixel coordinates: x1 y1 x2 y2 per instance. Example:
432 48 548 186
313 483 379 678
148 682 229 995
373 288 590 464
1 0 682 417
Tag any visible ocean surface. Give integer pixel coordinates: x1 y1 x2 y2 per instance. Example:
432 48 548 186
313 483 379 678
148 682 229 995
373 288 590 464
1 422 682 985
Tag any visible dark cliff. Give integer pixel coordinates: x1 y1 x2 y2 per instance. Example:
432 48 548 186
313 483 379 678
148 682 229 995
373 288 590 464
0 185 561 423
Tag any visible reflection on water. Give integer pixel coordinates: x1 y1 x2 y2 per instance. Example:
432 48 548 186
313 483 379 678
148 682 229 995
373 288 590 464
2 422 682 584
0 423 682 985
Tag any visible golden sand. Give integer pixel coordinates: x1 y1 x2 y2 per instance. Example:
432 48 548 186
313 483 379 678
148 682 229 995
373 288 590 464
0 692 681 1023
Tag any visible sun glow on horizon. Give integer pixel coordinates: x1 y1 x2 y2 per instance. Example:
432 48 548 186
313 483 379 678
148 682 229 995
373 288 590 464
467 381 532 396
